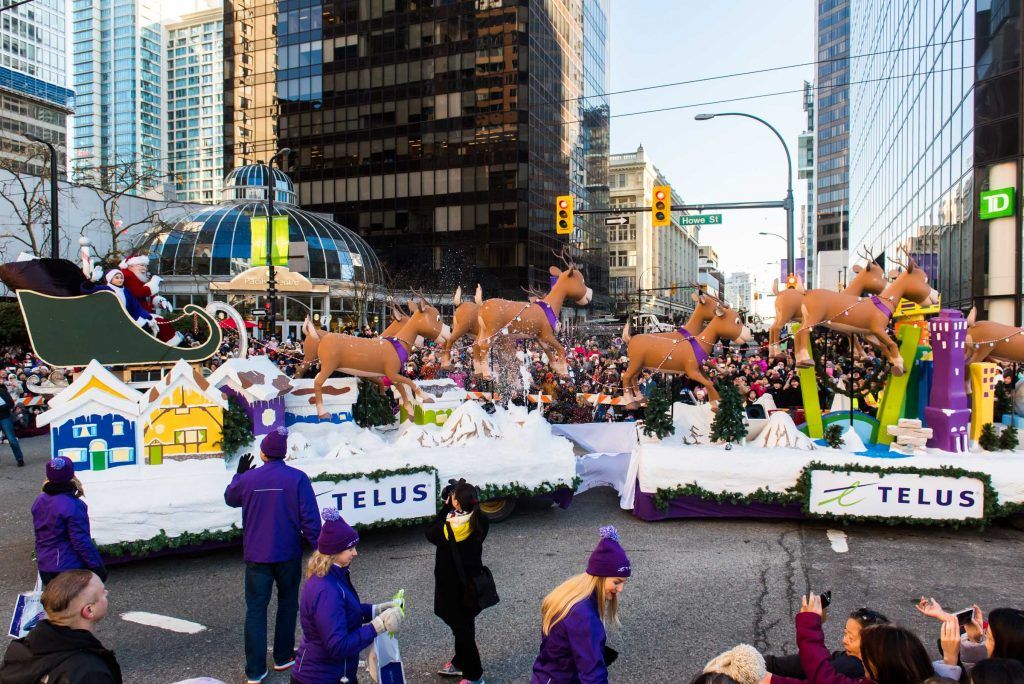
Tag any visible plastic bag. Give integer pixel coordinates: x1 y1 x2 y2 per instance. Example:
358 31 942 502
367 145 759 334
368 590 406 684
8 575 44 639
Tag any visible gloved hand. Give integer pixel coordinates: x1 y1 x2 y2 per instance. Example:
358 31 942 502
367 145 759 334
236 453 255 474
152 295 172 313
147 275 162 294
373 601 397 614
371 606 403 635
147 318 161 335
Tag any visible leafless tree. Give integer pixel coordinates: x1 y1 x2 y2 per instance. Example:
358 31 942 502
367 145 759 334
0 144 61 259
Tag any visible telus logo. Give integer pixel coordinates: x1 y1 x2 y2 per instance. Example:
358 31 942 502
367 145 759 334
332 484 430 510
817 479 976 508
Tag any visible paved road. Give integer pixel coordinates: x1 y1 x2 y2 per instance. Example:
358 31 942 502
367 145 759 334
3 434 1024 683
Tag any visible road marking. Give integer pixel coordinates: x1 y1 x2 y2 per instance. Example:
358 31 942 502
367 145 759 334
121 611 207 634
826 529 849 553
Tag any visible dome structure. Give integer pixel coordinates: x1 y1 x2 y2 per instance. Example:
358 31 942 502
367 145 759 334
143 165 383 284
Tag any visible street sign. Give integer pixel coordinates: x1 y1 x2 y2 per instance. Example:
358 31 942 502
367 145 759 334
979 187 1015 220
605 216 629 226
679 214 723 226
251 310 266 317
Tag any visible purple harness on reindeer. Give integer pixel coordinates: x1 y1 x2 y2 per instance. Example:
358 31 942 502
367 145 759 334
383 337 409 365
675 327 709 365
869 295 894 319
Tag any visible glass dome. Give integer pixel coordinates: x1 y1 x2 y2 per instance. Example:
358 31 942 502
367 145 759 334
142 165 384 284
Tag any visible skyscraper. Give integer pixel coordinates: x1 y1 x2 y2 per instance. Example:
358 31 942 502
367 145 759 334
224 0 611 308
814 0 849 264
0 0 73 175
166 7 223 204
72 0 165 193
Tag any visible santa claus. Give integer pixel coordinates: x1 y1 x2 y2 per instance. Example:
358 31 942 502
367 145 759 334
119 255 183 346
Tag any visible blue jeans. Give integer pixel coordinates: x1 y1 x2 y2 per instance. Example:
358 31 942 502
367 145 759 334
0 416 23 463
244 557 302 678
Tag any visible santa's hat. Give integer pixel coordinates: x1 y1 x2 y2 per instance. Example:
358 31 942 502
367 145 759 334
119 255 148 269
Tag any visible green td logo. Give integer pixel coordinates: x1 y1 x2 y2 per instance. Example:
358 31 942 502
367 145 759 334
979 187 1015 220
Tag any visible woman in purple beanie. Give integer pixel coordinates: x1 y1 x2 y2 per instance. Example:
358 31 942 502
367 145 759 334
30 456 107 586
531 526 631 684
292 508 403 684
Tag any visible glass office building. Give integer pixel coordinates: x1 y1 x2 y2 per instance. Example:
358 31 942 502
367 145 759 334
224 0 610 307
72 0 164 192
815 0 850 256
848 0 975 310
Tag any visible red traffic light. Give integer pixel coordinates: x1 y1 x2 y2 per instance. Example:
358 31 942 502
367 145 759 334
558 199 569 209
654 189 666 201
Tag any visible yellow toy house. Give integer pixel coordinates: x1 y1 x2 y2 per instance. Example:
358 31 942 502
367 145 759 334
140 359 227 464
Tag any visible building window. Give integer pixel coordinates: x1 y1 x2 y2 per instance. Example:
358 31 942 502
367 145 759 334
72 424 97 439
174 428 208 445
111 422 125 436
59 448 87 464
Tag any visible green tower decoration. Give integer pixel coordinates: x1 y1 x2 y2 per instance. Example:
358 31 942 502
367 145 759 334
642 384 675 440
710 382 748 445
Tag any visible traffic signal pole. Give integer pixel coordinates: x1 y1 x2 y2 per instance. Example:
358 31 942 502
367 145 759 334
573 199 786 214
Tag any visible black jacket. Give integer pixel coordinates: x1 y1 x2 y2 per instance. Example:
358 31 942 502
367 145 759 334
0 620 122 684
425 504 489 624
765 649 865 679
0 385 14 420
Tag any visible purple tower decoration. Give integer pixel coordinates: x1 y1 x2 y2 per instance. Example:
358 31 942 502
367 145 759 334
924 310 970 452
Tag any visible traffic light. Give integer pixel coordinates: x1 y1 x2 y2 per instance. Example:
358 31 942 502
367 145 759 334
652 185 670 227
556 195 574 234
786 273 798 290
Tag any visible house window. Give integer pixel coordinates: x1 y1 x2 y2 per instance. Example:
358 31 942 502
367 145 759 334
111 422 125 436
174 428 208 445
72 424 97 439
108 447 135 465
175 407 190 415
59 448 87 464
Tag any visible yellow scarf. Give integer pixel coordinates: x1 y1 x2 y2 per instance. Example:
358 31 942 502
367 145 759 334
443 511 472 542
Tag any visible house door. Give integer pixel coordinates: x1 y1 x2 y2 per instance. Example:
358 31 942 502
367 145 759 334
148 444 163 466
88 439 107 471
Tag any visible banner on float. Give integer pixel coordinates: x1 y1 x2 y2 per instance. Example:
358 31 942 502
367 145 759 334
312 470 438 526
808 468 985 521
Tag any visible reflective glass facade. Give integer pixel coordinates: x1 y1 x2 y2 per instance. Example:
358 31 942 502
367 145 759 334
815 0 850 254
225 0 610 305
849 0 975 309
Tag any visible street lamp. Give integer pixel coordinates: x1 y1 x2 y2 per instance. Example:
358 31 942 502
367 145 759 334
637 266 659 317
263 147 292 340
695 112 795 281
26 134 59 259
758 231 787 243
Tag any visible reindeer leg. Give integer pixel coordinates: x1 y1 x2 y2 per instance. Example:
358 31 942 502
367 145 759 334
621 357 643 404
868 323 903 376
794 305 818 368
538 329 568 376
313 366 331 419
390 374 420 408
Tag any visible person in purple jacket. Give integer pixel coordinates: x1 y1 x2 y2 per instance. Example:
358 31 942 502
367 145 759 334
31 457 106 586
224 428 322 684
292 508 403 684
531 526 631 684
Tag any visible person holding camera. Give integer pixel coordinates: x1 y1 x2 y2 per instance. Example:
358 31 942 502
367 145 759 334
224 428 321 684
426 479 492 684
292 508 403 684
765 599 890 680
531 526 631 684
770 593 959 684
916 598 1024 674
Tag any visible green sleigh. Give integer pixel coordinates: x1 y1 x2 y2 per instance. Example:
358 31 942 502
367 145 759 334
17 290 222 368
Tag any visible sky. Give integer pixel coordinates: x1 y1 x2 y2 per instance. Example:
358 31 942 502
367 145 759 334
609 0 815 314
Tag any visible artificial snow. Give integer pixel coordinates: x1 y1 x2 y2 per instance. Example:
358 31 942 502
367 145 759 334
751 412 817 450
79 401 576 546
840 425 867 453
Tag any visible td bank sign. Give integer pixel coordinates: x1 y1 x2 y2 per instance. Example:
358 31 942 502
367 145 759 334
979 187 1015 220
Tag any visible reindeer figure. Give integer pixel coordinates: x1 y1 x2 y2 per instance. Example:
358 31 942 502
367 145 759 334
965 308 1024 365
795 251 939 375
301 295 451 417
650 287 731 340
472 249 593 378
296 300 408 379
769 249 888 358
620 302 752 404
440 284 483 368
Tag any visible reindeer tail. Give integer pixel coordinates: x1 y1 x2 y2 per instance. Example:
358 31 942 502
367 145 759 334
795 275 806 293
474 284 483 305
454 286 462 305
772 278 780 295
622 319 632 343
967 307 977 326
303 316 321 341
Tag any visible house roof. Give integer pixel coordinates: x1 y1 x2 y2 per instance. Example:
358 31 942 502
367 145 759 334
141 359 228 412
46 360 144 409
37 389 142 428
206 355 293 402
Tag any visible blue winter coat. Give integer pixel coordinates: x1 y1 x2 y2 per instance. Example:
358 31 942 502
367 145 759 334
31 491 104 574
293 564 377 684
223 459 321 563
532 594 608 684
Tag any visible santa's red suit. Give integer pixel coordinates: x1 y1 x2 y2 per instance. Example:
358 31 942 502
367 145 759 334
119 256 183 346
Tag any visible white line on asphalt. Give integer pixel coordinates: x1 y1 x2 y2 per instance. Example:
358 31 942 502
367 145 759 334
826 529 849 553
121 611 207 634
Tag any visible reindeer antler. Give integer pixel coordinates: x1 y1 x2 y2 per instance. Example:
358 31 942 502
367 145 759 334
521 285 547 301
552 245 575 270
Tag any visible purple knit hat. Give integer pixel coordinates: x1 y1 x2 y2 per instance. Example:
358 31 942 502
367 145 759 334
260 427 288 459
46 456 75 484
586 526 631 578
318 508 359 554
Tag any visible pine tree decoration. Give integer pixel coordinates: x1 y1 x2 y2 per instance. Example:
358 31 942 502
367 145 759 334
978 423 1000 451
219 397 254 457
999 424 1019 451
823 424 845 449
709 382 748 445
354 378 396 428
642 384 675 439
